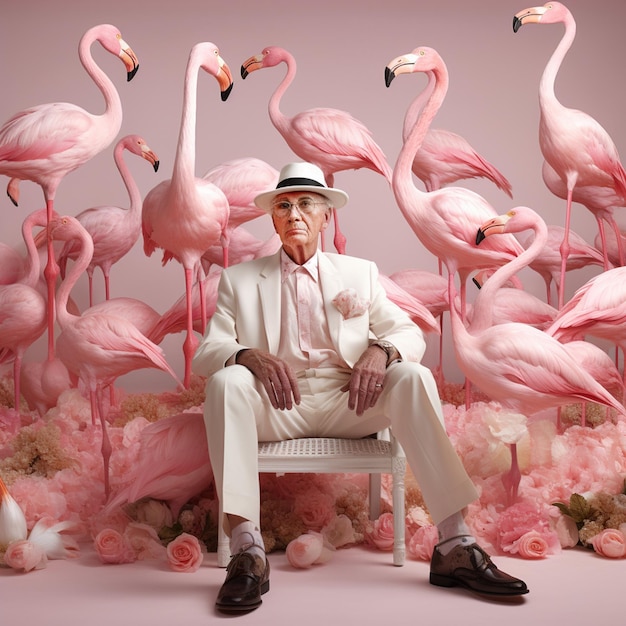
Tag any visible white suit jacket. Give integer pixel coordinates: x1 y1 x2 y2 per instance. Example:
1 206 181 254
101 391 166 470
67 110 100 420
192 250 427 379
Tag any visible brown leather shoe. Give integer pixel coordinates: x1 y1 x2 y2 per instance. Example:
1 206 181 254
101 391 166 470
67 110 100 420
430 539 529 597
216 551 270 612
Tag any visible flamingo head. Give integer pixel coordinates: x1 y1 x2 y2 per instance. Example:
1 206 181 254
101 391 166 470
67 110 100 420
197 43 234 101
384 47 444 88
89 24 139 81
120 135 160 172
241 46 288 79
476 207 542 245
513 3 570 33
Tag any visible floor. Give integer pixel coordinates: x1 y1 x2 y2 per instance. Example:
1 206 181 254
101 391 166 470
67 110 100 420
1 541 621 626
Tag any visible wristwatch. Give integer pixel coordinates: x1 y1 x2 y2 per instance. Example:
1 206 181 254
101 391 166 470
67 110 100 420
371 340 399 366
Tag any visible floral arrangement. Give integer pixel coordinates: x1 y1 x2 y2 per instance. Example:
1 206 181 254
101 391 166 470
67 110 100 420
2 371 626 576
553 483 626 558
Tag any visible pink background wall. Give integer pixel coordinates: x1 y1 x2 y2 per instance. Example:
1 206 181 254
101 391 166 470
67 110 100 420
2 0 625 392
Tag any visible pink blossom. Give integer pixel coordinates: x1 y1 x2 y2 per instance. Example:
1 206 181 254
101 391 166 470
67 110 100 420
590 528 626 559
166 533 204 572
407 524 439 561
4 540 47 572
366 512 395 551
552 513 579 549
94 528 136 564
509 530 549 558
286 532 334 568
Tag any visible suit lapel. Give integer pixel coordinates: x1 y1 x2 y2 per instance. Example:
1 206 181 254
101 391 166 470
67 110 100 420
259 252 282 353
318 253 345 350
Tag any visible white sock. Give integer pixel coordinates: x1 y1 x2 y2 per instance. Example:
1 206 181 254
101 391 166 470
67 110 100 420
436 511 476 555
230 521 266 560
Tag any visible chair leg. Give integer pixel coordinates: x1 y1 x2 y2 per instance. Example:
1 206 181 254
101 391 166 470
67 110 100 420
392 457 406 566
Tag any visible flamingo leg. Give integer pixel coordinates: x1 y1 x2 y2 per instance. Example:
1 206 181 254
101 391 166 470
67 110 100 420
503 442 521 506
332 208 347 254
557 189 574 310
182 267 195 388
44 199 60 360
96 386 112 498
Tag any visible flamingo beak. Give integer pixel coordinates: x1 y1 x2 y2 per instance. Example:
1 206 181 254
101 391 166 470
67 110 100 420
119 39 140 81
385 54 418 88
142 148 160 173
217 58 234 101
241 54 263 79
513 6 548 33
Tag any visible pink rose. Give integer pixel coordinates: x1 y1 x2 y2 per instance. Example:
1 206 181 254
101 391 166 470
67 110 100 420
367 512 395 551
321 514 355 548
166 533 204 572
124 523 166 560
512 530 549 559
591 529 626 558
94 528 136 564
4 540 47 572
286 532 327 568
407 524 439 561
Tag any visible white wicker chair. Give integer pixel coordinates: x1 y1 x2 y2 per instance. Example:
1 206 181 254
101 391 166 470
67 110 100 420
216 430 406 567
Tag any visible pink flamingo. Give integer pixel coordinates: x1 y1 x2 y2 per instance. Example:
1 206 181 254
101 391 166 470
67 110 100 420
462 206 625 501
378 273 440 335
241 45 393 254
49 215 182 497
513 2 626 308
103 411 212 518
0 243 26 285
403 70 512 197
0 24 139 358
203 156 278 232
19 357 75 418
542 160 625 269
57 135 160 306
517 222 606 307
141 42 233 389
385 46 524 399
546 266 626 380
148 265 223 346
0 209 48 414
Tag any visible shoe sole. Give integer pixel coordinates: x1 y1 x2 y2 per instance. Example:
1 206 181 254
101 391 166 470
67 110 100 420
430 573 529 597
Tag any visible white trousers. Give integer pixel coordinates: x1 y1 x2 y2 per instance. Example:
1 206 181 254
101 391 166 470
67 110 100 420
202 362 478 529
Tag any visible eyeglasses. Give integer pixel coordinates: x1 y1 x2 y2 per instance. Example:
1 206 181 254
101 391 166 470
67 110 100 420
271 198 327 217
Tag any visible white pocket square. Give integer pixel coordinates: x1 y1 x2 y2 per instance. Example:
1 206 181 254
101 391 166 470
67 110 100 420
332 288 369 319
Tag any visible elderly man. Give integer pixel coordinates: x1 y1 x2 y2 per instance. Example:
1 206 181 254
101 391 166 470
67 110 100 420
192 162 528 613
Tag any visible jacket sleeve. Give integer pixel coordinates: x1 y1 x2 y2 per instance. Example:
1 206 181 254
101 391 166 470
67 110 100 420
191 269 252 379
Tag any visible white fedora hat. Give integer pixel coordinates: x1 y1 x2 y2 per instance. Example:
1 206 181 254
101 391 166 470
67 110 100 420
254 162 349 212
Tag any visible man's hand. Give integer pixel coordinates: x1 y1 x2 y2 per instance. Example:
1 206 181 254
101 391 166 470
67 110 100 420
342 345 387 416
236 349 301 410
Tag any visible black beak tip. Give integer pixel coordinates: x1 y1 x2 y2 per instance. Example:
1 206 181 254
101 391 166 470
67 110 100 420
476 228 486 245
241 66 249 79
221 83 234 102
153 161 160 173
127 65 139 82
513 16 522 33
385 67 395 88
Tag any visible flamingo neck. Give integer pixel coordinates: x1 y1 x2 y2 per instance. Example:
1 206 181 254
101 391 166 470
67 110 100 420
471 219 548 332
78 32 123 131
56 231 94 329
22 209 47 288
172 52 202 187
114 144 141 222
539 15 576 104
268 52 296 137
402 71 435 143
393 65 448 212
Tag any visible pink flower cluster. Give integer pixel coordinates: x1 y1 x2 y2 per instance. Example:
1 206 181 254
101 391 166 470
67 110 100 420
590 526 626 558
332 288 369 320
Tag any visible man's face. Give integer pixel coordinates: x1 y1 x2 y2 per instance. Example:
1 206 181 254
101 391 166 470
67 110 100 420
271 191 331 261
